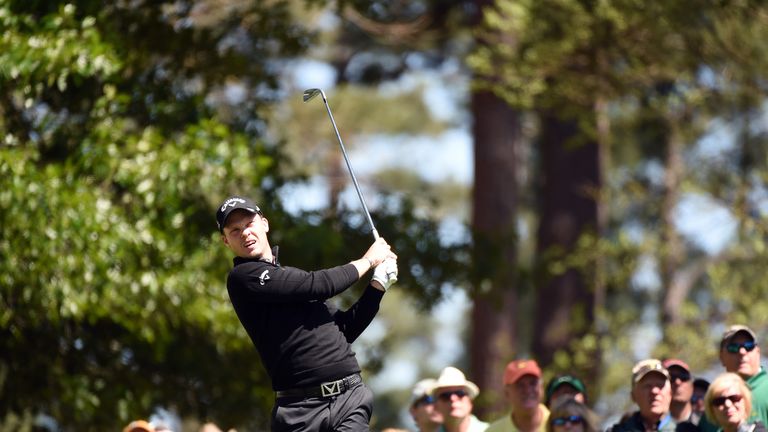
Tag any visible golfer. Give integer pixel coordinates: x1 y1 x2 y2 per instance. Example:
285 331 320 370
216 195 398 431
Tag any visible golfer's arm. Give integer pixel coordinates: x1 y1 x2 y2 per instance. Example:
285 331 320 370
335 285 384 343
232 263 359 301
351 257 373 278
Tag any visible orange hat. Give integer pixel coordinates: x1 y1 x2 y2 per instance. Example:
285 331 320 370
123 420 155 432
504 359 542 385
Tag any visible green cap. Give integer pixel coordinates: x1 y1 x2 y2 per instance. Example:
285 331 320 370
546 375 587 404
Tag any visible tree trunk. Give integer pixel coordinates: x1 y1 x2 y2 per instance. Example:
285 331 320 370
660 122 686 327
532 111 600 377
469 89 521 417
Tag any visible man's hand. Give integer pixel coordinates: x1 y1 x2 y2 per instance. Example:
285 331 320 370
363 237 396 266
372 258 398 291
352 237 397 278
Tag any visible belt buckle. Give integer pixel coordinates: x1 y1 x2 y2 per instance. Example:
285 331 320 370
321 379 343 397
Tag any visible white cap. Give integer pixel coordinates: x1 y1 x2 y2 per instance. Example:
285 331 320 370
410 378 436 406
431 366 480 399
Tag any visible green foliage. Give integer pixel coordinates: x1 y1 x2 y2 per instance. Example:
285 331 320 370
0 3 120 90
0 0 305 430
468 0 768 411
0 1 466 429
709 222 768 331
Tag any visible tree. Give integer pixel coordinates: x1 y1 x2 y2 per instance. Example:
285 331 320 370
463 0 525 417
0 1 467 429
469 0 768 399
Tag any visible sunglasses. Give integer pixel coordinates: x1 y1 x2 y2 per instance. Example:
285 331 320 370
712 395 743 407
691 395 703 402
726 341 757 353
552 415 583 426
670 371 691 382
437 389 468 402
413 395 434 407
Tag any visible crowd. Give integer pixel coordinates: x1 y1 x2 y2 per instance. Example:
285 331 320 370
121 420 234 432
405 324 766 432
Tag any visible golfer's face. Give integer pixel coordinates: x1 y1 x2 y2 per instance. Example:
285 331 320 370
222 210 270 259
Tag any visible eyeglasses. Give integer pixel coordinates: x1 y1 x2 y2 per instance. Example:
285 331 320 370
413 395 434 407
552 415 583 426
437 389 468 402
670 371 691 382
726 341 757 353
691 395 703 402
712 395 743 407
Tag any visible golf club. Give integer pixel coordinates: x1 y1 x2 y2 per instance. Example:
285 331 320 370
303 88 380 240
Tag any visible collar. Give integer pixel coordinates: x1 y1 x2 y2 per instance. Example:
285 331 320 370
638 413 672 431
747 367 767 385
657 413 673 430
233 245 280 266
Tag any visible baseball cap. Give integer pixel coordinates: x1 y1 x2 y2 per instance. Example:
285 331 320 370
504 359 542 385
410 378 437 407
431 366 480 399
662 358 690 372
631 359 669 387
123 420 155 432
216 196 261 232
545 375 587 403
693 378 710 390
720 325 758 350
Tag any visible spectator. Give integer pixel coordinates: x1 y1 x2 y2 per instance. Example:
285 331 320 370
410 378 443 432
609 359 682 432
199 424 222 432
431 366 488 432
693 379 711 418
663 359 697 424
704 372 766 432
123 420 155 432
545 396 600 432
487 359 549 432
199 423 237 432
718 325 768 426
545 375 588 408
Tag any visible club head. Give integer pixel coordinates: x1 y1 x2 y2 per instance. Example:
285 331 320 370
302 88 323 103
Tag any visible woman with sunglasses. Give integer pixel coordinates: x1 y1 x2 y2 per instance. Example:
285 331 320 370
704 373 766 432
545 396 600 432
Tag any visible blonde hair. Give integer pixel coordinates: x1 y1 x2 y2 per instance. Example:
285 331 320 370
546 396 600 432
704 372 752 427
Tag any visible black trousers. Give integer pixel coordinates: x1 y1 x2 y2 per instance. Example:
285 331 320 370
271 381 374 432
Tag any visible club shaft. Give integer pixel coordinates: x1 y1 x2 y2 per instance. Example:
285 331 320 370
319 92 379 240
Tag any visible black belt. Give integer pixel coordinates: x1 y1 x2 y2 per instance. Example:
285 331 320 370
275 373 362 399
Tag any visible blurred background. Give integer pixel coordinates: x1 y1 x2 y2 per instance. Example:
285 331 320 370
2 0 768 430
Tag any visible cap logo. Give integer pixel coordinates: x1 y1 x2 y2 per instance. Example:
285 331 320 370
221 197 246 212
518 362 527 369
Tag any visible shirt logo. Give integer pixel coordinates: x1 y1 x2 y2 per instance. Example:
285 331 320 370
259 270 270 285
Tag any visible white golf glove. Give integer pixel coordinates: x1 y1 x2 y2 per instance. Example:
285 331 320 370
372 258 398 291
